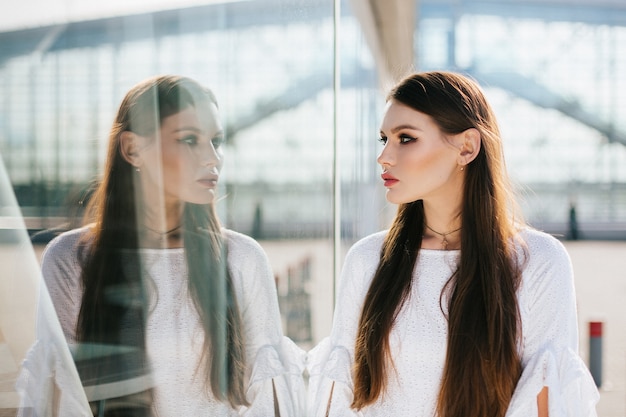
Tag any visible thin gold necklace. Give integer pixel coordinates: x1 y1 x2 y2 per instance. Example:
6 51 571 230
144 224 182 236
424 224 461 249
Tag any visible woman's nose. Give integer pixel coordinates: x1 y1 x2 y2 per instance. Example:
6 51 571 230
197 141 221 166
377 143 394 167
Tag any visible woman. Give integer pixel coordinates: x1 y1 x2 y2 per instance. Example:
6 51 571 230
37 75 302 416
309 71 598 416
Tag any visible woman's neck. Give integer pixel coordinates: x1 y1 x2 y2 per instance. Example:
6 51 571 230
140 202 184 248
422 200 462 250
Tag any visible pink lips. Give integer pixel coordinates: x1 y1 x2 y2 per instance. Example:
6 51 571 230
381 172 398 187
197 177 218 188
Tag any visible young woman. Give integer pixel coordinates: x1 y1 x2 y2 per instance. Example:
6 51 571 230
36 75 302 416
310 71 599 416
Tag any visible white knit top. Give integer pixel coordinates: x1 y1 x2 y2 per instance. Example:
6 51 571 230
28 226 304 416
308 228 599 417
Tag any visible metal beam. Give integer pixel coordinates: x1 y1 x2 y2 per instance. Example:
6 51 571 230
469 69 626 146
420 0 626 26
0 0 331 65
3 0 626 65
226 65 376 141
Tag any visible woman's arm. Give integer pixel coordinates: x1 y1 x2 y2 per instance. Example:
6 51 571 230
309 234 383 416
226 231 301 416
508 230 598 416
40 229 87 343
537 387 548 417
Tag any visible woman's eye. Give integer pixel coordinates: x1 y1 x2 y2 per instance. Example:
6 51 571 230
211 135 224 149
180 134 198 146
399 134 417 144
378 136 388 145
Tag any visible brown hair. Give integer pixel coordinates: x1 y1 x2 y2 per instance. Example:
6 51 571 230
352 71 524 416
78 75 248 407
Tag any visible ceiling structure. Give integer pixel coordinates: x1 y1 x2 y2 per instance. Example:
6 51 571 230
348 0 415 90
1 0 625 145
349 0 626 146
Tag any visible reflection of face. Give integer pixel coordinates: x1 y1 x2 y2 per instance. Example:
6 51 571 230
138 102 224 206
377 100 461 205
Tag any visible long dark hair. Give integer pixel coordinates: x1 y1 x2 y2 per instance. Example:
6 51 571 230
352 71 524 416
78 75 248 407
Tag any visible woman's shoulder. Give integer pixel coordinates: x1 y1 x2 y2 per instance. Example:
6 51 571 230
41 225 93 262
223 228 265 255
221 229 276 299
515 227 569 263
40 226 94 288
517 226 565 250
347 230 387 256
341 230 387 274
222 228 270 269
514 227 573 292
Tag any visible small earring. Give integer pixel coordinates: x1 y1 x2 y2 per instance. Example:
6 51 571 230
135 167 141 172
460 166 464 171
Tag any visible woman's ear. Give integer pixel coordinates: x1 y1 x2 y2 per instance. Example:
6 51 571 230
119 131 142 168
457 128 481 166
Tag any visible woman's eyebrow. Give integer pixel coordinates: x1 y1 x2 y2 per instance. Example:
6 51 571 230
172 126 202 133
390 124 423 134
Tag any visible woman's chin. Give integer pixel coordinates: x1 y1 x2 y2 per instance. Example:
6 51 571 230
184 189 216 205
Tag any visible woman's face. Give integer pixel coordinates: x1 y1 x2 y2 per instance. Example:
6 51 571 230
377 99 463 205
137 102 224 206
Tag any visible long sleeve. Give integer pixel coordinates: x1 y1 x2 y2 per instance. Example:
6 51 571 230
39 228 88 343
308 232 384 417
16 228 92 416
226 230 306 416
507 230 599 416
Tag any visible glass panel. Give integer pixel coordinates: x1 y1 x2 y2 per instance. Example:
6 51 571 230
0 1 342 414
2 0 625 415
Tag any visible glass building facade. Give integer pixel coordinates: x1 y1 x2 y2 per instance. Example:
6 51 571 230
2 1 626 238
1 0 626 414
1 0 626 341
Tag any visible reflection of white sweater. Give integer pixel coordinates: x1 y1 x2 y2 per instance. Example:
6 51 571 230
40 226 303 416
310 228 599 417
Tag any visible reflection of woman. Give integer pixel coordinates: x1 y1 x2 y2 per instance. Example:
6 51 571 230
311 72 598 416
40 75 300 416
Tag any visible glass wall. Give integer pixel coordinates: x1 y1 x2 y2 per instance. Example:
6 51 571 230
0 1 381 414
2 0 626 415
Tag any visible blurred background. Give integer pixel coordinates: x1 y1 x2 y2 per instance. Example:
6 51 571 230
1 0 625 415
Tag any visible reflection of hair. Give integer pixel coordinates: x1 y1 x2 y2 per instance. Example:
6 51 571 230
79 75 248 407
352 71 523 416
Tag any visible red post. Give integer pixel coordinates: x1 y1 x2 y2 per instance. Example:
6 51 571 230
589 321 603 387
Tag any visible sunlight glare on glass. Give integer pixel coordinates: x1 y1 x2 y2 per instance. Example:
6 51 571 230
0 0 253 31
0 157 91 414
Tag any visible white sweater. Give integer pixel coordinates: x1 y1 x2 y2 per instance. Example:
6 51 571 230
34 226 304 416
309 228 599 417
